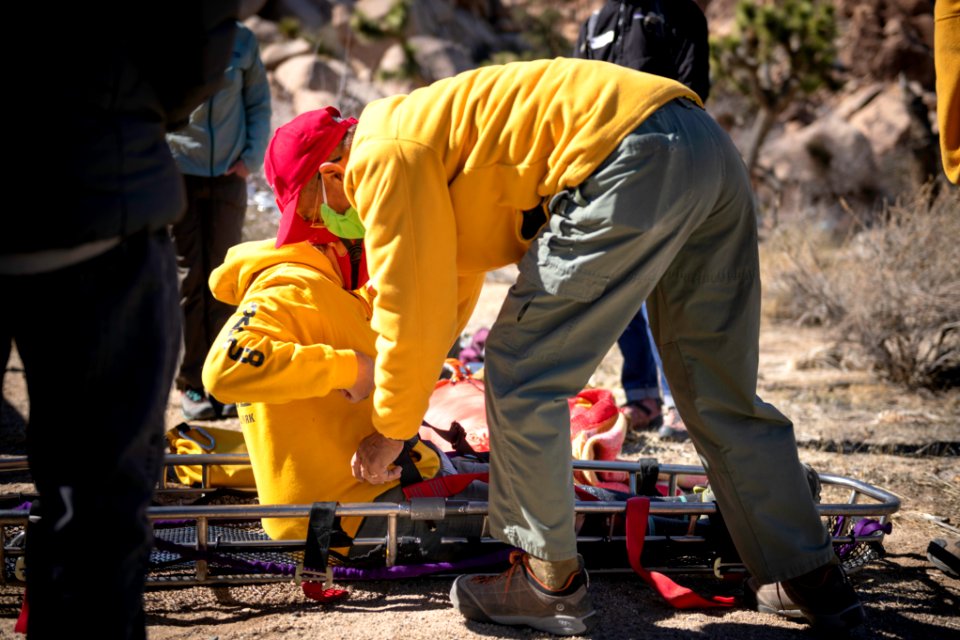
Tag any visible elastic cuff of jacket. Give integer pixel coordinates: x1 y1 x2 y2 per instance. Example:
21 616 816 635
329 349 360 391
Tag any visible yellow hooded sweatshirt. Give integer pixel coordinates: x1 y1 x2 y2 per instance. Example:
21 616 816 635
343 57 698 442
936 0 960 183
202 239 440 539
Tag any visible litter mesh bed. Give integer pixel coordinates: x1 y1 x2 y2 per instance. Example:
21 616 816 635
150 522 302 582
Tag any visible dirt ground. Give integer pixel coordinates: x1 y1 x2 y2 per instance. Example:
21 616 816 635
0 267 957 639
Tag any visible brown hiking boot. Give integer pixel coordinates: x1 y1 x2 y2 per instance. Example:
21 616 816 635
450 551 595 636
745 577 803 619
749 563 866 632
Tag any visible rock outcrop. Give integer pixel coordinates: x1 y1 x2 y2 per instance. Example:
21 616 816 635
245 0 946 231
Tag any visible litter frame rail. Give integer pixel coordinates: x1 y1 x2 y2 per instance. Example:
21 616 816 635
0 455 900 588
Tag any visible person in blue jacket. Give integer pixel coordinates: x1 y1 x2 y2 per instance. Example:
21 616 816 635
167 20 272 421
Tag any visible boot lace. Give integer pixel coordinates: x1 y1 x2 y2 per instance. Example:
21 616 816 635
472 550 527 590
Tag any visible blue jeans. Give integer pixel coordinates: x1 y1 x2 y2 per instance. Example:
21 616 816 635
618 303 674 405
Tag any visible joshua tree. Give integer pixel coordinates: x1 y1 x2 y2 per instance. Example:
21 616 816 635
711 0 839 173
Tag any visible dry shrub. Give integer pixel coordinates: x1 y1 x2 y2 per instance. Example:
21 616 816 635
761 223 847 326
762 184 960 390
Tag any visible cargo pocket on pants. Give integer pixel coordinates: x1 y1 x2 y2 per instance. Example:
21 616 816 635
526 188 611 304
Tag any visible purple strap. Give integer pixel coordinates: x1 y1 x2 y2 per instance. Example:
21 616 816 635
153 534 513 582
853 518 893 537
835 517 893 558
332 549 514 581
153 536 298 575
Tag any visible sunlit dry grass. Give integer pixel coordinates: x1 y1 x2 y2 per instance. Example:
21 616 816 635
761 184 960 390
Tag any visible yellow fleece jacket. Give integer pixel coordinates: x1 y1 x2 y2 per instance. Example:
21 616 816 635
344 57 698 441
202 239 440 539
936 0 960 183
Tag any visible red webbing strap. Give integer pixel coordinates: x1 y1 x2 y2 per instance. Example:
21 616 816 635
405 473 610 501
402 472 489 499
302 580 349 603
574 485 602 501
14 588 27 633
625 497 735 609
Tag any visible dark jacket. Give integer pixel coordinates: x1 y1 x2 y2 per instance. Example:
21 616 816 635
574 0 710 103
6 2 239 255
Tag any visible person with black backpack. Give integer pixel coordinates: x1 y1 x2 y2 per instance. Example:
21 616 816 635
575 0 710 102
574 0 710 443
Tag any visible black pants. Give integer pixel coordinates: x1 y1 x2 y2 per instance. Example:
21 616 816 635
2 231 180 639
170 173 246 391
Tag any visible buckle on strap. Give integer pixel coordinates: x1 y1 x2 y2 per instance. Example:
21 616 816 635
176 424 216 451
302 502 352 579
296 564 334 589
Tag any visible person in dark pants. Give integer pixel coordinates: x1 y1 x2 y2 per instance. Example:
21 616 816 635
2 2 239 637
168 20 272 421
574 0 711 441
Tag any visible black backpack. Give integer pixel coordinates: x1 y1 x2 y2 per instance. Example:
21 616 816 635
574 0 711 103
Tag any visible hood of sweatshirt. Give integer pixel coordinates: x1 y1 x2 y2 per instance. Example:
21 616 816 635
209 238 346 306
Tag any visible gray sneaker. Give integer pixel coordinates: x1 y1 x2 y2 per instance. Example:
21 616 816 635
657 407 689 441
182 387 215 421
450 551 595 636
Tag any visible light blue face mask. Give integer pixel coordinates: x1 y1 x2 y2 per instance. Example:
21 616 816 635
319 178 365 239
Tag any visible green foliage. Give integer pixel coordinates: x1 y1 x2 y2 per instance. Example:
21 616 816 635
375 42 419 82
275 17 341 58
478 6 571 65
351 0 410 40
711 0 839 174
711 0 838 110
277 16 302 40
515 7 572 60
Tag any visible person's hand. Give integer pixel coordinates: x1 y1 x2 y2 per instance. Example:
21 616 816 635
351 432 405 484
341 351 374 402
226 159 250 179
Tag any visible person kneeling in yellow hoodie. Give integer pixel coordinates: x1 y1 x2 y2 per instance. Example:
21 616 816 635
201 107 489 563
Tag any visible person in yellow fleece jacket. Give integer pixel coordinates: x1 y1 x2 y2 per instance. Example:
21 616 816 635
319 58 863 635
201 108 488 559
935 0 959 183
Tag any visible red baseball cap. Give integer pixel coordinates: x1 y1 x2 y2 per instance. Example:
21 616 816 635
265 106 358 248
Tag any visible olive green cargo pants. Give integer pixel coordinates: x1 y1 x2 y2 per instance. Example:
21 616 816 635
483 99 834 583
